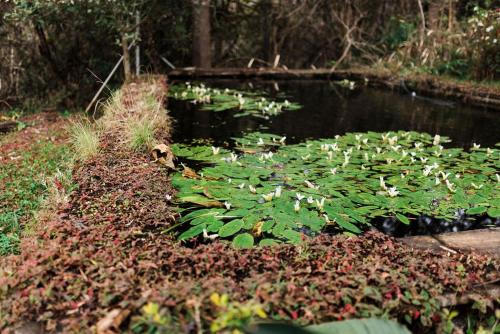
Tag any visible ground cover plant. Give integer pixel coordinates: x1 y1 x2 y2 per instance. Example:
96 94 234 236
0 113 72 255
169 83 301 118
171 132 500 247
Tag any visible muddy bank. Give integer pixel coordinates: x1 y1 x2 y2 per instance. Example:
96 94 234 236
168 67 500 111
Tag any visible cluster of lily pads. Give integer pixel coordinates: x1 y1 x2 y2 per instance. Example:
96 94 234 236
169 83 301 118
171 131 499 248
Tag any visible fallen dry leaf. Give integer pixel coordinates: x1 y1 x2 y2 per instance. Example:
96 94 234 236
151 143 175 169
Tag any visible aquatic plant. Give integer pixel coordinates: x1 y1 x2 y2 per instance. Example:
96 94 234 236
169 83 301 118
171 131 499 247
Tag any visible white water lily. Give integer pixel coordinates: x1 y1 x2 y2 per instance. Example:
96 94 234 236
433 134 441 146
307 196 314 204
330 168 337 175
361 165 367 170
238 183 245 189
284 100 290 107
203 229 219 240
355 134 362 142
320 143 329 152
387 187 399 197
224 201 232 210
294 200 300 212
414 142 423 149
388 136 398 146
400 173 405 179
439 171 450 180
227 178 232 183
230 153 238 162
375 147 382 154
381 133 389 142
356 144 361 150
401 150 408 159
262 192 274 202
301 154 311 160
455 174 461 179
275 186 282 198
211 146 220 155
423 165 433 176
364 153 369 161
331 143 339 151
385 158 394 164
362 138 368 145
279 136 286 144
420 157 428 163
496 174 500 183
445 179 456 192
471 182 483 189
391 145 401 152
486 148 493 156
435 177 441 185
315 197 326 211
257 138 265 146
379 176 388 190
304 180 319 189
410 157 416 163
249 185 256 193
296 193 305 201
472 143 481 150
342 155 350 167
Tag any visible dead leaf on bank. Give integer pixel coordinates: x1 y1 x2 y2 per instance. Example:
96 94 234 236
182 165 199 179
96 309 130 334
151 144 175 169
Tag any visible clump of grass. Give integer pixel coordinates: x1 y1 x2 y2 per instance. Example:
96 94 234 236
128 116 156 151
70 121 100 160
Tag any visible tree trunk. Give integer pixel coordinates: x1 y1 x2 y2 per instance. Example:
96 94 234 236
428 0 442 31
417 0 426 49
121 34 131 81
192 0 211 68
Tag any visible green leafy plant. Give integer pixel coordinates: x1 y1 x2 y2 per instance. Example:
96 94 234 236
171 131 499 246
169 83 301 118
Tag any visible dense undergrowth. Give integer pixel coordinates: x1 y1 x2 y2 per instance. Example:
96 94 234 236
0 113 72 255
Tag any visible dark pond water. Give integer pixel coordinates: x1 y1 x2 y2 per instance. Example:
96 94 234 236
169 79 500 148
168 79 500 237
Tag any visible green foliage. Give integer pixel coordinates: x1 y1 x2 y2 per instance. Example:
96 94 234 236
384 18 415 50
0 140 72 255
171 131 499 246
169 83 301 119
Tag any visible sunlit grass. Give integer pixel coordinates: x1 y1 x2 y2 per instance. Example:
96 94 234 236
70 121 100 160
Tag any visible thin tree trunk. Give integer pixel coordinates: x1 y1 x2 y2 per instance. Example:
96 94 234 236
417 0 426 49
121 34 131 81
192 0 211 68
135 10 140 76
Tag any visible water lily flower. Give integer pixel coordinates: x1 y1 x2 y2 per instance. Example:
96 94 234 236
361 165 367 170
379 176 388 190
320 143 329 152
391 145 401 152
439 171 450 180
423 166 433 176
275 186 282 198
455 174 461 179
472 143 481 150
496 174 500 183
307 196 314 204
387 187 399 197
410 157 416 163
364 153 369 161
296 193 305 201
362 138 368 145
284 100 290 107
238 183 245 189
294 200 300 212
414 142 423 149
279 136 286 144
315 197 325 211
400 173 405 179
486 148 493 156
211 146 220 155
342 156 350 167
385 158 394 164
388 136 398 146
376 147 382 154
203 229 219 240
433 134 441 146
257 138 265 146
230 153 238 162
356 144 361 150
304 180 319 189
227 178 232 183
420 157 428 163
331 143 339 151
327 151 334 160
330 168 337 175
471 182 483 189
435 177 441 185
249 185 257 193
445 179 456 192
165 194 172 201
224 201 232 210
381 133 389 142
262 193 274 202
301 154 311 160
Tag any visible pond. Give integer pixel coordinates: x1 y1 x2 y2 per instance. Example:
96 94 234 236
167 79 499 241
169 79 500 148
